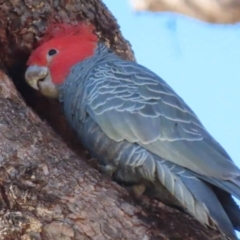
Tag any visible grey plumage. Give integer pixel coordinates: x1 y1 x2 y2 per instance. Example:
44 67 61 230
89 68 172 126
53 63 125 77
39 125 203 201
59 44 240 239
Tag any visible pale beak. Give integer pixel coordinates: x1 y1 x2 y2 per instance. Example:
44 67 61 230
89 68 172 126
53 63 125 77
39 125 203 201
25 65 48 90
25 65 59 98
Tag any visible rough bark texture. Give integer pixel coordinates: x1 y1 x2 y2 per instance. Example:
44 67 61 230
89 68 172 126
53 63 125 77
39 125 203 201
130 0 240 23
0 0 223 239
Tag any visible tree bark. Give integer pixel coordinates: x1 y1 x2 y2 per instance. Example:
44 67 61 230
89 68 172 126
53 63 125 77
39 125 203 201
130 0 240 23
0 0 222 239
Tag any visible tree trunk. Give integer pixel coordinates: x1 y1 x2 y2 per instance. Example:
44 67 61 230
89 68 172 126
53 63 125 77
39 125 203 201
130 0 240 23
0 0 222 239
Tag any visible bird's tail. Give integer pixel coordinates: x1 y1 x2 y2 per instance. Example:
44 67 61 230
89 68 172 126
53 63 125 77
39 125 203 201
152 157 238 240
187 166 240 233
212 186 240 232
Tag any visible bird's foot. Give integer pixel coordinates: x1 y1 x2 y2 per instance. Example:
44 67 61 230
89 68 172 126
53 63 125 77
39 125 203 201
127 183 146 199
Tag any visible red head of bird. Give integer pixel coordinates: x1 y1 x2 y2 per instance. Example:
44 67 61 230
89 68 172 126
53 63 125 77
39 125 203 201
25 22 98 98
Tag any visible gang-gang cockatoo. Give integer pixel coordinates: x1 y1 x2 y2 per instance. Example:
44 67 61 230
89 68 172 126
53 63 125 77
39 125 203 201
25 23 240 239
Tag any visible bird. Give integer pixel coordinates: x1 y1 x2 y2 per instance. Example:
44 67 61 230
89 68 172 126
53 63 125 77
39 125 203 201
25 22 240 239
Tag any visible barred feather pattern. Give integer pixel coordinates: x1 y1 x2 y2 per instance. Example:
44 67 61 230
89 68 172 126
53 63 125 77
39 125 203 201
59 44 240 239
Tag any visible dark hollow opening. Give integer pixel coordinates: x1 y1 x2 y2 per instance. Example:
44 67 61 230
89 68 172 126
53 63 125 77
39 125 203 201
6 50 86 157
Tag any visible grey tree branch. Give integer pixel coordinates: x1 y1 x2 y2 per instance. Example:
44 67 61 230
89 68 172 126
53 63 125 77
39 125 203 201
0 0 222 239
130 0 240 23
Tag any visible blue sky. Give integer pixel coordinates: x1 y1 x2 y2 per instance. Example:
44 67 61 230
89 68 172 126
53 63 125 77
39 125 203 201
103 0 240 167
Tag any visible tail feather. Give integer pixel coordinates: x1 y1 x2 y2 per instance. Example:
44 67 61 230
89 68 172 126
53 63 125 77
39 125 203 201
208 177 240 200
155 158 238 240
187 171 240 202
212 186 240 231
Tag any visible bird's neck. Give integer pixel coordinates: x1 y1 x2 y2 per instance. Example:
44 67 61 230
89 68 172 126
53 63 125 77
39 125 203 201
58 44 115 126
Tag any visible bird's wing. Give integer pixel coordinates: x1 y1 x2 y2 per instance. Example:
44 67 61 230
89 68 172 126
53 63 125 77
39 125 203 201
85 60 240 184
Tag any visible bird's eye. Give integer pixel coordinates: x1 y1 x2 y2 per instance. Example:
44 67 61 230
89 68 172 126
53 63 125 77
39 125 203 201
48 49 57 56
